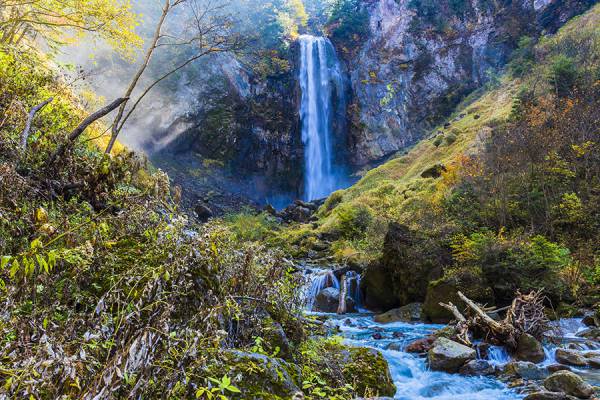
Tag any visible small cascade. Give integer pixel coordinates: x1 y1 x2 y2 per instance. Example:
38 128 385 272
486 345 512 366
298 35 346 201
303 268 340 311
345 270 363 309
328 316 522 400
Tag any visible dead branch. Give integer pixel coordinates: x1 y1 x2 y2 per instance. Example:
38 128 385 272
441 290 548 350
458 291 508 333
439 301 466 322
439 301 471 346
20 97 53 150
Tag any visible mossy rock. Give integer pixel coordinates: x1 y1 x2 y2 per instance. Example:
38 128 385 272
423 268 494 323
208 351 302 399
300 338 396 398
341 348 396 397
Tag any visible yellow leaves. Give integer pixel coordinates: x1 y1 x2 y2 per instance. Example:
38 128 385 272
571 141 596 158
34 207 48 224
2 0 142 61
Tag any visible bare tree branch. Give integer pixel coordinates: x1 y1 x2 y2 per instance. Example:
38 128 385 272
20 96 53 150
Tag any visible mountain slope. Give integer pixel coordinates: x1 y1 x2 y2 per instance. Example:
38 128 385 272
279 3 600 318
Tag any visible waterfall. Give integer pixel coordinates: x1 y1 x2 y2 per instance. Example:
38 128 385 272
345 270 363 309
303 269 340 311
298 35 346 201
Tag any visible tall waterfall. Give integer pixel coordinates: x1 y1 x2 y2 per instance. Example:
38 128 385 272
298 35 346 201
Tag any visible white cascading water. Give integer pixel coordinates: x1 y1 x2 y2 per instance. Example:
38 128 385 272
298 35 345 201
303 269 340 311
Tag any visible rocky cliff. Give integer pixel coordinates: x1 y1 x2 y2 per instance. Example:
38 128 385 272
148 49 304 207
335 0 596 166
149 0 596 210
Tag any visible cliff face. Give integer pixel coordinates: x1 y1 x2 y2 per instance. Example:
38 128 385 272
149 0 595 208
339 0 596 166
150 49 304 205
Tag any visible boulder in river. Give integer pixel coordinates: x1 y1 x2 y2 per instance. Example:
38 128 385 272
516 333 546 363
555 349 589 367
314 287 356 313
524 392 579 400
427 337 476 373
405 336 435 353
582 314 599 327
504 361 548 380
374 303 423 323
459 359 495 376
576 328 600 340
544 370 594 399
547 364 572 373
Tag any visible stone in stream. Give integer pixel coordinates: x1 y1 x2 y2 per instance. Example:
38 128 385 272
586 357 600 368
314 287 356 313
544 370 595 399
373 302 423 323
576 328 600 340
459 359 496 376
516 333 546 363
548 364 572 373
582 314 599 327
504 361 548 380
405 336 435 353
524 392 579 400
427 337 476 373
555 349 589 367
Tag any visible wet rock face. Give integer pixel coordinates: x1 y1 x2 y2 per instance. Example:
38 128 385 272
544 370 595 399
334 0 596 167
150 51 304 203
427 337 476 373
314 287 356 313
516 333 546 364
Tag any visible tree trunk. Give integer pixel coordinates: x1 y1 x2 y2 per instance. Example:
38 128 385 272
337 275 347 314
105 0 171 154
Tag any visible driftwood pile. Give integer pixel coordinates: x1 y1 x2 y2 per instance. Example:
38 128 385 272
440 289 549 349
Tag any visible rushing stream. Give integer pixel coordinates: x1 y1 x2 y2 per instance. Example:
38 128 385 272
298 35 346 201
302 268 600 399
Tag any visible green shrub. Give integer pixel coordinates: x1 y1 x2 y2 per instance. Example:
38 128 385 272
334 203 373 240
509 36 536 78
445 132 457 145
322 190 344 213
224 210 278 242
547 55 579 96
432 135 443 147
327 0 369 45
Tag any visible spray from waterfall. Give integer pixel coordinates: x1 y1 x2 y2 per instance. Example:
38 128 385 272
298 35 346 201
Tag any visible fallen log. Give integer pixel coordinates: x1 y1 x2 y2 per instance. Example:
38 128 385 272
440 290 548 350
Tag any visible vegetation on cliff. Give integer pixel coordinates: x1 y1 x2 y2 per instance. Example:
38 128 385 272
280 4 600 318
